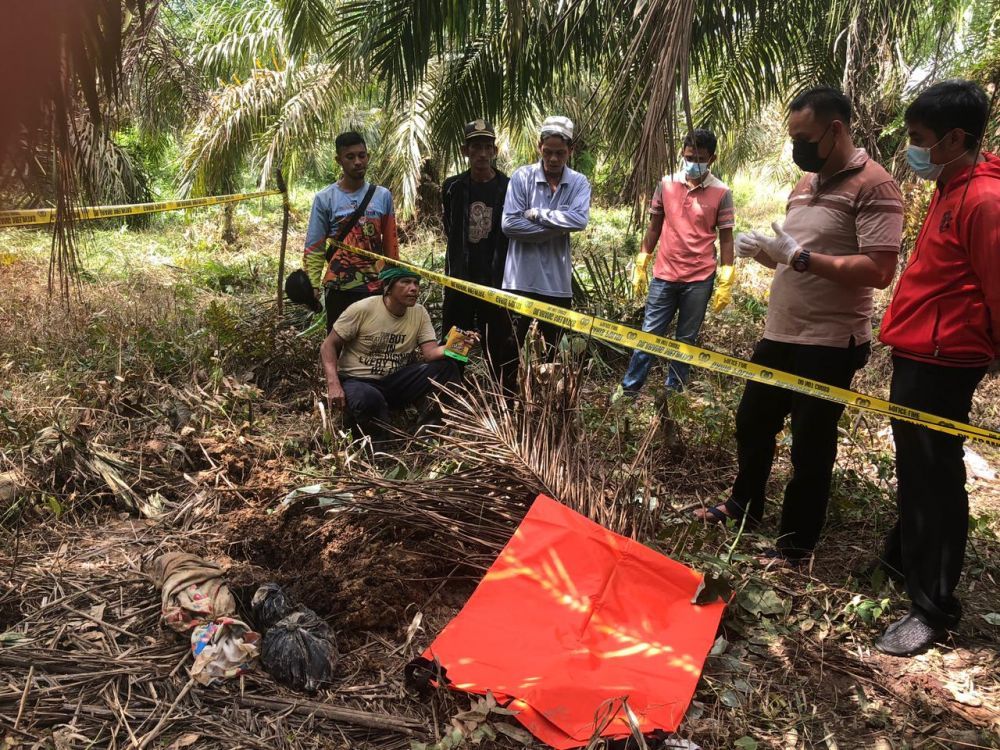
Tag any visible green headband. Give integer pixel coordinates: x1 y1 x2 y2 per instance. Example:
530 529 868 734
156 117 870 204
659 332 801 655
379 266 421 288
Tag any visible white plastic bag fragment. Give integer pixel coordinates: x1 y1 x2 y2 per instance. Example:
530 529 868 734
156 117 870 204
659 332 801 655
964 447 996 481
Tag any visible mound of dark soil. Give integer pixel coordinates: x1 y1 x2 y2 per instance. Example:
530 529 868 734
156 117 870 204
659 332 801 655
221 503 444 648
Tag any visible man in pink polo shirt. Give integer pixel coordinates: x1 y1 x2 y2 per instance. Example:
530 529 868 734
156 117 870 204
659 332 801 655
615 128 735 399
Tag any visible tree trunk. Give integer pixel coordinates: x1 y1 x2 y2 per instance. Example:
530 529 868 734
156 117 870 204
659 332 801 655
416 157 442 228
222 203 237 245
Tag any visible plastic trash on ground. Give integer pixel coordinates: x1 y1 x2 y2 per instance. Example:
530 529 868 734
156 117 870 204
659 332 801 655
252 581 293 631
964 446 997 481
190 616 260 686
260 606 339 692
252 583 339 693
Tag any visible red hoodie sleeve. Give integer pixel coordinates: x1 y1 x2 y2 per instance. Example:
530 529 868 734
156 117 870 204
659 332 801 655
964 197 1000 356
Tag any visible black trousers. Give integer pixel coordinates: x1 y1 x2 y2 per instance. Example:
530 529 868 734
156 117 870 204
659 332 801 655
511 291 572 360
325 286 375 333
730 337 870 557
441 287 518 388
342 359 462 434
882 356 986 629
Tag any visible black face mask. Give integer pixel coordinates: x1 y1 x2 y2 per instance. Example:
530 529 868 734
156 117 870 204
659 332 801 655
792 123 833 173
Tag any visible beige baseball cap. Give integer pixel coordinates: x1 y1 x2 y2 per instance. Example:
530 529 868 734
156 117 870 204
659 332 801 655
539 116 574 141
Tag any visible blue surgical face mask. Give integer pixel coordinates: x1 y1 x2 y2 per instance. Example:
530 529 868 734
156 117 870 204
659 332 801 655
906 133 970 181
684 159 709 180
906 140 945 181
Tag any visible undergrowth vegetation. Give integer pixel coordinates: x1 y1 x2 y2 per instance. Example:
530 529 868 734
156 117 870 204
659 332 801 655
1 189 998 749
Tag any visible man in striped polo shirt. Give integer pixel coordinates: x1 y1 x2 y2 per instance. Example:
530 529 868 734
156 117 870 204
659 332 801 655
695 87 904 567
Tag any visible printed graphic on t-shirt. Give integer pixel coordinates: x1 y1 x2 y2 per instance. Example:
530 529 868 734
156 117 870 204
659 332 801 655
358 331 410 378
326 212 392 292
304 184 398 292
468 201 492 243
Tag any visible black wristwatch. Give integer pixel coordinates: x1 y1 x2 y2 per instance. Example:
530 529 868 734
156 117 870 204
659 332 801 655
792 249 811 273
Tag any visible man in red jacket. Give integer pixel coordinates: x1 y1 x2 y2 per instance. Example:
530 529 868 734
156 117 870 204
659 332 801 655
877 79 1000 656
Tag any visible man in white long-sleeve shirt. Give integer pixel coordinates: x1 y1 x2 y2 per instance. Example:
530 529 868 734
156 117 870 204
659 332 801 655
501 116 592 353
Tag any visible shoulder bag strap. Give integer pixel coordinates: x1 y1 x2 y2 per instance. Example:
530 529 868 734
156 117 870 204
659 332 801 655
327 184 378 261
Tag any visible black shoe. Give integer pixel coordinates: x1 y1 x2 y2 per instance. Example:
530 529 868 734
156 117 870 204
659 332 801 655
875 613 945 656
415 400 444 428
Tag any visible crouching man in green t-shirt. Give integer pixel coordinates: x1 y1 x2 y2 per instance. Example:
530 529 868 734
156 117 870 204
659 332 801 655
320 266 477 439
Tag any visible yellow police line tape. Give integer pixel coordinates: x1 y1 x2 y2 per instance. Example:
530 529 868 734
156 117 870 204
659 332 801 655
336 241 1000 447
0 190 281 228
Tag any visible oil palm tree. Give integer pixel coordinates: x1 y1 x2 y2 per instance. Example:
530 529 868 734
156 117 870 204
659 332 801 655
329 0 969 197
0 1 157 296
178 0 983 218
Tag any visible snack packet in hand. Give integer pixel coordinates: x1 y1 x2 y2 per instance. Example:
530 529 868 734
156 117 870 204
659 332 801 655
444 326 474 363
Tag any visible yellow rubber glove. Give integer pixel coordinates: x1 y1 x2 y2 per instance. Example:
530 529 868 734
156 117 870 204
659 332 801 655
631 252 651 298
710 264 735 313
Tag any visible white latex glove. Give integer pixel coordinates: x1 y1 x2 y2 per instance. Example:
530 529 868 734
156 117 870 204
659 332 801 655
523 207 540 221
754 222 801 266
734 232 761 259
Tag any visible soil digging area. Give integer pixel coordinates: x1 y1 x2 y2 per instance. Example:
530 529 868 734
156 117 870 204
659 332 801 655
2 394 998 749
1 253 999 749
221 503 454 639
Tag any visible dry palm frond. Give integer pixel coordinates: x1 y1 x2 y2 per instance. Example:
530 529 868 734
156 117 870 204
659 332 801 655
316 345 665 570
71 114 154 209
431 341 664 541
124 7 203 138
605 0 697 202
28 425 167 518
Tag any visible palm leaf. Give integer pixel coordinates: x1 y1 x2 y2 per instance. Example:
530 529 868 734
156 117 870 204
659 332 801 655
282 0 332 58
258 63 368 186
181 67 291 194
0 1 156 299
191 0 286 80
369 78 436 217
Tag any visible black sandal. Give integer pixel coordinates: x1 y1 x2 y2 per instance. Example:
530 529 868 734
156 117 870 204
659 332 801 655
703 505 731 523
695 501 745 525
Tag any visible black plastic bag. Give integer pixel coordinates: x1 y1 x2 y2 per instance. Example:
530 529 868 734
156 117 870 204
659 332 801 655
261 607 338 692
284 269 321 312
251 582 292 631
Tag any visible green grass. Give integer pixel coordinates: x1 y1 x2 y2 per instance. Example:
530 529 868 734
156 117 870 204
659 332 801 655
1 179 999 750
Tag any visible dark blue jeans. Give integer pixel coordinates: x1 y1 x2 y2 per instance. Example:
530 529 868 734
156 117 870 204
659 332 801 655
621 274 715 393
342 359 461 435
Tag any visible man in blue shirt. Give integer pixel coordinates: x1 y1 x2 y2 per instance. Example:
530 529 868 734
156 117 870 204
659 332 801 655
501 116 591 354
304 131 399 332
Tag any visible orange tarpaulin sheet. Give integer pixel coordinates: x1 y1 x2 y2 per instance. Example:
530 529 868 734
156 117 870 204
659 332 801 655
423 495 726 749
